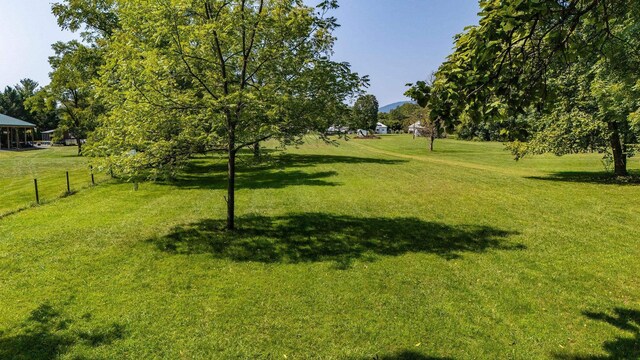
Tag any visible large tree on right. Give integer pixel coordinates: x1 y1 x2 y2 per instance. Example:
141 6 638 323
433 0 640 176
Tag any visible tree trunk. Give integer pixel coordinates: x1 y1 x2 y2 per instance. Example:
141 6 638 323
77 141 83 156
429 135 435 152
227 127 236 231
253 142 260 158
609 123 627 177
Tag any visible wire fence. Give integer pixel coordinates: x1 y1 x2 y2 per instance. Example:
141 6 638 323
0 167 112 218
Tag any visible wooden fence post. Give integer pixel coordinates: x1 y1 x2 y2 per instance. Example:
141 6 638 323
34 179 40 205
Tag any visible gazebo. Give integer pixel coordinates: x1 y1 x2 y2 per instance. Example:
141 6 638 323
0 114 37 150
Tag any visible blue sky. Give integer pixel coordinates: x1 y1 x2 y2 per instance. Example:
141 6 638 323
0 0 480 106
330 1 480 105
0 0 76 90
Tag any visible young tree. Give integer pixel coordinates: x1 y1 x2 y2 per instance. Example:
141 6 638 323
89 0 364 230
405 80 445 151
351 94 379 131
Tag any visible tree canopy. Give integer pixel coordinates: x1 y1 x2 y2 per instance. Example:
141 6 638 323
29 40 104 155
351 94 379 131
0 79 59 132
427 0 640 176
74 0 365 230
379 103 422 133
405 79 446 151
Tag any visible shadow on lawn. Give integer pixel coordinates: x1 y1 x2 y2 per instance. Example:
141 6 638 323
0 303 126 360
554 307 640 359
360 350 454 359
170 154 407 190
527 171 640 185
149 213 523 266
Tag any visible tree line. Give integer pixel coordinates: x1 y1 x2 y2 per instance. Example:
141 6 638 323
0 79 58 133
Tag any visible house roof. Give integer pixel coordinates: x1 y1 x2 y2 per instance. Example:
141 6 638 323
376 122 387 127
0 114 36 128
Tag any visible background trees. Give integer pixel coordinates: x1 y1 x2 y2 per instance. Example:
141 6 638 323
27 41 104 155
380 103 422 133
0 79 59 133
351 94 379 131
0 81 36 122
28 0 120 155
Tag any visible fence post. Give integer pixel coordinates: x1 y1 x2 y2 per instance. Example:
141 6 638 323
90 165 95 186
34 179 40 205
66 171 71 194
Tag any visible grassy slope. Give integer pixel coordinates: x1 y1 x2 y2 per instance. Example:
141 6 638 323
0 137 638 359
0 148 109 216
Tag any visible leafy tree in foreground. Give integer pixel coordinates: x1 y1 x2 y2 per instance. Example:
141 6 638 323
52 0 119 40
430 0 640 176
351 94 379 132
90 0 364 230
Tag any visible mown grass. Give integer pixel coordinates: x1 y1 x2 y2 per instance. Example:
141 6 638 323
0 147 110 217
0 136 638 359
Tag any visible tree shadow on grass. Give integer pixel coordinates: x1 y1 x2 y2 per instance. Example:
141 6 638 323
0 304 126 360
527 171 640 186
554 308 640 359
357 350 454 359
174 169 341 190
148 213 524 267
169 154 407 190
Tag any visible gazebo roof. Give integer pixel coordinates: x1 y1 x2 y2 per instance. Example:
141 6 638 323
0 114 36 128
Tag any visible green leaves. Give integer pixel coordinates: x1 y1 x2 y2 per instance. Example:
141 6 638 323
83 0 363 180
421 0 640 173
351 95 379 131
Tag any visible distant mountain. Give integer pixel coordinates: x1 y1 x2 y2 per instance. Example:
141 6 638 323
379 101 415 113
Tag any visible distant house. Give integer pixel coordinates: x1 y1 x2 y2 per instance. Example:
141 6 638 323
408 121 425 137
356 129 370 137
0 114 37 150
40 130 55 144
326 125 349 135
375 122 388 135
40 129 80 146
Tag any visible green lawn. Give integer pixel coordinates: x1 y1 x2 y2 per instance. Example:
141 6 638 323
0 136 638 359
0 147 109 217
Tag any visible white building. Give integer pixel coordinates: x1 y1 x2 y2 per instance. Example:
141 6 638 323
327 125 349 134
408 121 425 137
375 122 388 135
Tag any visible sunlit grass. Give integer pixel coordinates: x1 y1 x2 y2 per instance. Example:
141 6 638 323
0 147 110 216
0 136 638 359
